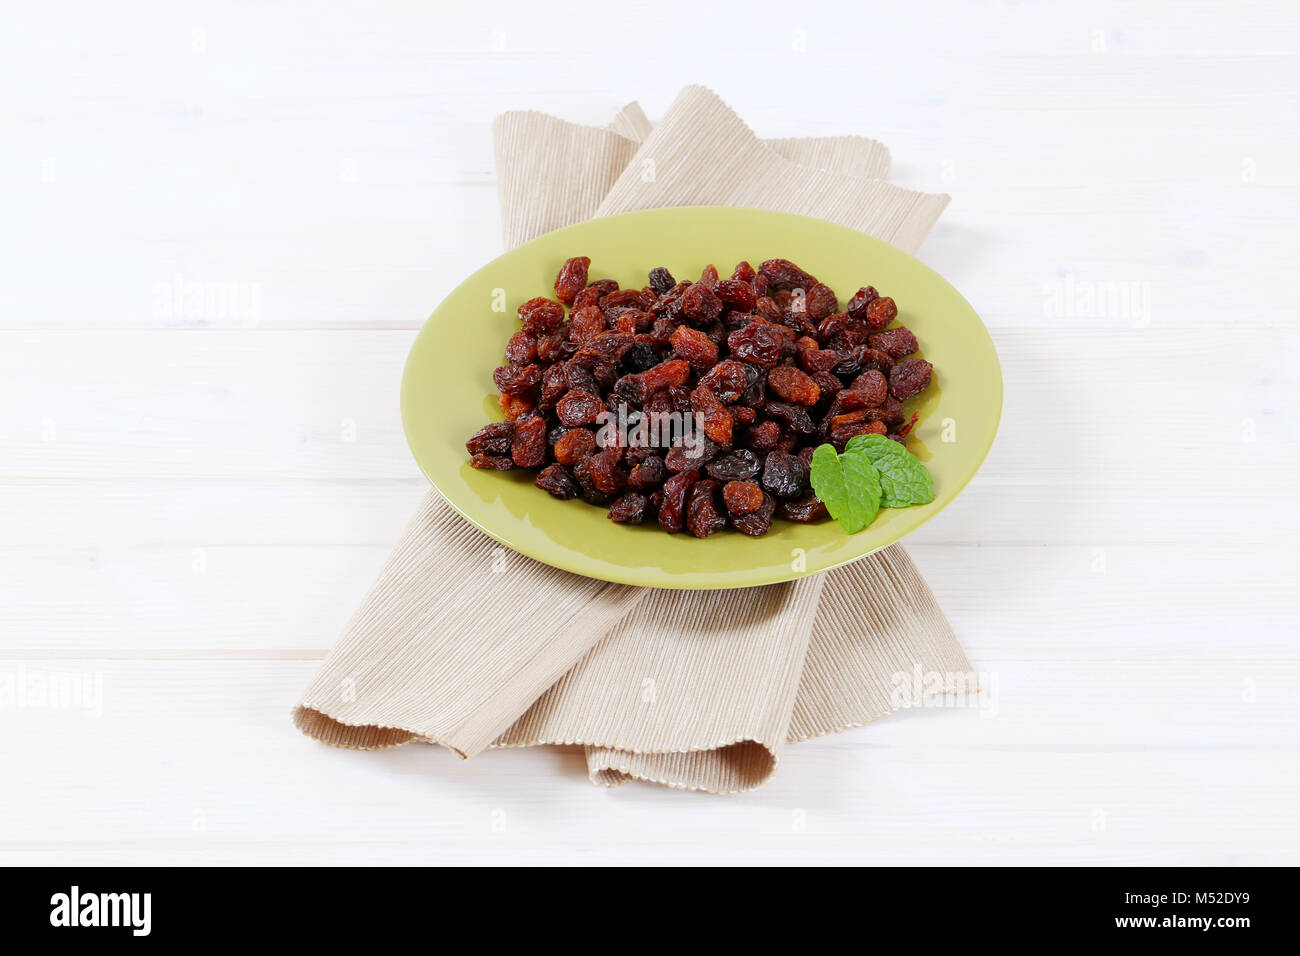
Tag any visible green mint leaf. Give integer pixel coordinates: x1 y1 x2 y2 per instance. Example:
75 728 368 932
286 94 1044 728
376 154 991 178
844 434 935 507
810 443 881 534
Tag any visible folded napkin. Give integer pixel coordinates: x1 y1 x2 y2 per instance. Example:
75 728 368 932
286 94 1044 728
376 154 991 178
295 86 974 793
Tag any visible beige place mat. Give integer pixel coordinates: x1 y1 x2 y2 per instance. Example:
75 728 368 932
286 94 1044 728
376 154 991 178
295 85 973 793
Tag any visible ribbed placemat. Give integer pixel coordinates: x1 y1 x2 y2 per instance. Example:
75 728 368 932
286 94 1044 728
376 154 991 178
294 85 974 793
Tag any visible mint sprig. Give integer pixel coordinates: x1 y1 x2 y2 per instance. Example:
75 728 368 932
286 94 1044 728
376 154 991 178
809 436 935 534
845 434 935 507
810 443 881 534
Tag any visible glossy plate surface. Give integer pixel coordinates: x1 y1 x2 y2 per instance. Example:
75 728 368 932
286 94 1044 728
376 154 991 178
401 206 1001 589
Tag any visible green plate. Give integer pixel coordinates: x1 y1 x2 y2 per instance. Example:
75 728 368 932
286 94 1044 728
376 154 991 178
402 206 1001 589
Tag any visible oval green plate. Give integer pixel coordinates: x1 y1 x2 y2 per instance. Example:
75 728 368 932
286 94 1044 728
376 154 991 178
402 206 1001 589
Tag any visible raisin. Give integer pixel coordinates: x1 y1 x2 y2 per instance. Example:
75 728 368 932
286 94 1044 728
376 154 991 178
805 283 839 321
470 452 514 470
830 411 888 447
731 260 756 283
697 359 749 403
731 404 757 425
510 416 547 467
563 362 598 394
554 256 590 305
556 389 606 427
553 428 597 465
761 451 808 499
568 305 606 344
731 491 775 536
493 363 541 394
608 492 649 524
505 331 538 365
535 463 579 499
743 419 782 452
706 448 761 482
763 400 814 435
846 286 879 322
648 267 676 295
658 469 699 533
834 345 893 378
726 321 785 367
759 258 819 291
685 479 727 538
682 282 722 323
571 457 614 505
889 358 933 400
665 436 719 473
466 421 514 456
518 297 565 335
620 341 660 374
767 365 821 406
690 384 733 445
670 325 719 370
869 326 918 359
627 455 667 491
600 289 651 315
864 296 898 331
715 278 757 312
536 328 576 364
721 480 765 516
499 393 535 420
639 358 690 392
780 495 828 523
849 369 888 406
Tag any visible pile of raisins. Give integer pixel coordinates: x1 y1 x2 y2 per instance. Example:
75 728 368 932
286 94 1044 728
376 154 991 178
466 256 934 538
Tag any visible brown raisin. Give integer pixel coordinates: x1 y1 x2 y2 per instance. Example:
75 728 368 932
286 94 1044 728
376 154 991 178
686 479 727 538
743 419 782 452
518 297 565 335
730 491 775 536
690 384 733 445
639 358 690 392
492 363 541 394
850 369 888 406
670 325 719 370
864 296 898 331
627 455 667 491
682 282 722 323
466 421 514 456
665 436 719 473
889 358 933 400
767 365 821 406
553 428 597 465
505 331 538 365
510 416 547 467
568 305 606 344
697 359 748 403
554 256 590 305
556 389 606 427
759 258 819 291
608 492 649 524
869 326 918 359
470 452 514 470
535 463 579 499
658 469 699 533
715 278 757 312
721 480 765 516
726 321 785 367
846 286 879 322
805 283 839 320
499 392 535 420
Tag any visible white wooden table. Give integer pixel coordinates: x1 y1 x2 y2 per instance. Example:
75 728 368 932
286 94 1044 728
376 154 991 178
2 0 1297 865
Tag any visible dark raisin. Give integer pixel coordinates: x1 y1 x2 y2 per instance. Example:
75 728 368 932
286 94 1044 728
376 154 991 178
804 283 839 320
889 358 933 400
620 341 661 374
470 452 514 470
493 363 541 395
627 455 667 491
608 492 649 524
648 266 676 295
535 463 579 499
869 326 918 359
730 491 775 536
758 258 819 291
780 495 828 523
846 286 879 322
466 421 514 456
705 449 761 482
761 450 808 499
743 419 782 452
686 479 727 538
665 435 720 473
763 400 814 435
572 456 614 505
682 282 722 323
658 469 699 533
